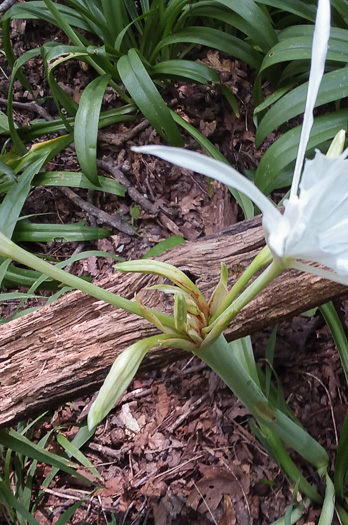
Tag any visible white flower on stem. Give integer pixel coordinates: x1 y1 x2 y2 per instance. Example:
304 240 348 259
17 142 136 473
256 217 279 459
133 0 348 286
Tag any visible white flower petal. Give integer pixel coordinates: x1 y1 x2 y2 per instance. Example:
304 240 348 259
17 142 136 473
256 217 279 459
133 145 280 223
291 261 348 285
290 0 331 198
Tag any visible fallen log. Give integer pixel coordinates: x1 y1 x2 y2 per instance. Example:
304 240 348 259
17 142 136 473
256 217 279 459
0 215 346 428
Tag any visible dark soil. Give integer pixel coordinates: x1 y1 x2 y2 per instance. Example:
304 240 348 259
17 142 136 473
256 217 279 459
0 15 347 525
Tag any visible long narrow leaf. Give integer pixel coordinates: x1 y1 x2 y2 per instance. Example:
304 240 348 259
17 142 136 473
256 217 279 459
256 69 348 147
12 221 110 242
33 171 126 196
255 110 348 193
0 431 91 483
150 27 263 70
0 157 45 238
118 49 183 146
0 481 39 525
74 74 111 185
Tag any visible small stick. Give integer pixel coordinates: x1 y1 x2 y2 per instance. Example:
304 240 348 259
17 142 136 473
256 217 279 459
60 186 134 235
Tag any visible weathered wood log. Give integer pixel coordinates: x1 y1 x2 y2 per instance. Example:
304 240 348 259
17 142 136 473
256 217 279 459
0 215 346 428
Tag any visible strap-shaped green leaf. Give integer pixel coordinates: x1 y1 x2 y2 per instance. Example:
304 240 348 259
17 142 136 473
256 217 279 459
33 171 126 196
0 430 91 482
74 74 111 185
151 59 219 84
259 36 348 74
118 49 183 146
0 157 45 238
150 27 262 70
256 69 348 147
255 110 348 193
255 0 316 21
12 221 110 242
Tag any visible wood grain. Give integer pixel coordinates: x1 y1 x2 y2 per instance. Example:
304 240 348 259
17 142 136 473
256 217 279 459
0 215 346 428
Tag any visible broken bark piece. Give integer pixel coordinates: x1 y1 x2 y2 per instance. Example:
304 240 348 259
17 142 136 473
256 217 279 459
0 215 346 428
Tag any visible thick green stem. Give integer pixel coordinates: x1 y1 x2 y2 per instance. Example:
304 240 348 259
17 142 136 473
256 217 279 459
202 261 282 346
195 334 329 470
210 246 272 323
0 232 175 327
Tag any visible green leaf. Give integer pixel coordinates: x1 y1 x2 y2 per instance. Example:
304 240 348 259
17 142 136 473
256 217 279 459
118 49 183 146
255 110 348 193
215 0 277 51
74 74 111 185
54 498 88 525
12 221 110 243
151 59 219 84
255 0 316 21
0 157 45 238
88 335 166 429
259 35 348 74
143 235 185 258
256 69 348 147
334 410 348 501
0 430 91 483
32 171 127 196
150 27 263 71
56 434 101 478
0 481 39 525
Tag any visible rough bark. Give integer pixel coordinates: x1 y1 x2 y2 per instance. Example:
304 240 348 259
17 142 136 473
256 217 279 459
0 215 346 428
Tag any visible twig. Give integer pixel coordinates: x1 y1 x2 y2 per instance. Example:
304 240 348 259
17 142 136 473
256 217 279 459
60 186 134 235
166 392 209 434
98 119 150 147
0 97 55 121
0 0 17 13
192 480 219 525
97 159 159 215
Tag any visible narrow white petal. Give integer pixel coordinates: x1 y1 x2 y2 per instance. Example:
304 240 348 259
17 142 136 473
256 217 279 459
291 261 348 286
290 0 331 199
133 145 280 222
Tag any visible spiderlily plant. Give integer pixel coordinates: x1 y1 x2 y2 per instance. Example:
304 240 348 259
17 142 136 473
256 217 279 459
133 0 348 290
0 0 343 520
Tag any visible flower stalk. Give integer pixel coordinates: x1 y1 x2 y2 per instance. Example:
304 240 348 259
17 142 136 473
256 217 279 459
0 231 175 327
196 334 329 470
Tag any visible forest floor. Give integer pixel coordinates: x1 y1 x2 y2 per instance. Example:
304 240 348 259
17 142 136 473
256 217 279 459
0 16 347 525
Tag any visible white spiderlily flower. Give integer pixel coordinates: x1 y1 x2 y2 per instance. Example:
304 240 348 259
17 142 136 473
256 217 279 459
133 0 348 286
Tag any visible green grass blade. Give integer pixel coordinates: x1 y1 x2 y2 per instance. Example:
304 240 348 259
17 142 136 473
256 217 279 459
143 235 185 258
0 481 39 525
259 36 348 74
54 498 88 525
150 59 219 84
215 0 277 51
150 27 263 70
255 109 348 193
56 434 100 478
256 69 348 147
255 0 316 21
2 1 93 31
12 221 110 243
33 171 127 196
15 105 136 142
320 302 348 384
0 430 92 483
74 74 111 185
0 157 45 238
7 48 42 156
118 49 183 146
335 411 348 502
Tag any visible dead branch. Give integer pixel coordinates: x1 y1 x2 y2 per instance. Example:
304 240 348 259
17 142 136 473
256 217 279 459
0 215 346 428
